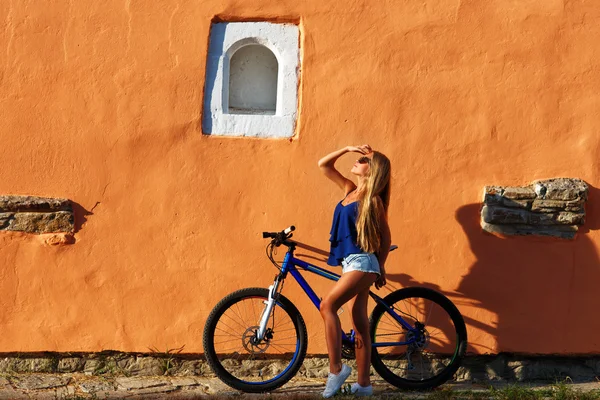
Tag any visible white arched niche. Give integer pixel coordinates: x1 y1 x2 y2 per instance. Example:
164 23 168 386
228 43 278 115
202 22 300 138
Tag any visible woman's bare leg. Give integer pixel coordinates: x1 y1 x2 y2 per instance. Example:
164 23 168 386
350 287 374 386
320 271 377 374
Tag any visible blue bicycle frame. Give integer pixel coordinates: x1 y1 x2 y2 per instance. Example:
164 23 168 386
274 246 420 348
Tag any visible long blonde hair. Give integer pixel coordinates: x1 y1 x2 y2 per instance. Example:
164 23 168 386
356 151 391 253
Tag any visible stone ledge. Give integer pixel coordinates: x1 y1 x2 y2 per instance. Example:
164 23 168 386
0 195 74 234
481 179 589 239
1 353 599 382
0 196 71 212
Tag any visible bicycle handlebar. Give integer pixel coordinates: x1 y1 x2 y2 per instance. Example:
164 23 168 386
262 225 295 245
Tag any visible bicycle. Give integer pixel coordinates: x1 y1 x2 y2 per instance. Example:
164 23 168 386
203 226 468 393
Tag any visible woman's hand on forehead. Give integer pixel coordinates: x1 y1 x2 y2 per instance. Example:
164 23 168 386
348 144 372 154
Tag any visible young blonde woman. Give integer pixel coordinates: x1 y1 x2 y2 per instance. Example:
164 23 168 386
317 144 392 397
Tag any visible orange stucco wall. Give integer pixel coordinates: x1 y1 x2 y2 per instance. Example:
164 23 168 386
0 0 599 355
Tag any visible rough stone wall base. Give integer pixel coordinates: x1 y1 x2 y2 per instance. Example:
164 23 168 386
0 353 599 382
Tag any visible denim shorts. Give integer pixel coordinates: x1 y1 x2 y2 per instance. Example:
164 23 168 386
341 253 381 276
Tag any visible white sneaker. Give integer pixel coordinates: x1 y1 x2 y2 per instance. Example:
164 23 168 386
322 364 352 398
350 382 373 396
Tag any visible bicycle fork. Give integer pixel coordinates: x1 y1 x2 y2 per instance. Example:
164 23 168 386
256 276 282 342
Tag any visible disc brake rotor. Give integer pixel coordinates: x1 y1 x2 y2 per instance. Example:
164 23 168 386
242 326 271 353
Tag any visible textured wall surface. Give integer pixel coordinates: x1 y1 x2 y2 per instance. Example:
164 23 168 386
0 0 599 355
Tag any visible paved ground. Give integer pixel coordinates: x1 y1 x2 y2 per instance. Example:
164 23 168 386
0 374 599 399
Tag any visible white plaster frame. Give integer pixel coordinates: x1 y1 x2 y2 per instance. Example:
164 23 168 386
202 22 300 138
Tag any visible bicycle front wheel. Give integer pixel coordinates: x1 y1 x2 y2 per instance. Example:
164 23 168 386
203 288 308 393
370 287 467 390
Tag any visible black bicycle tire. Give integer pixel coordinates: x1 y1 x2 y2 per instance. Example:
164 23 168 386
369 287 467 390
203 287 308 393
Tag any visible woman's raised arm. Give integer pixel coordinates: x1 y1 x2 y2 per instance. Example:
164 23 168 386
318 145 371 194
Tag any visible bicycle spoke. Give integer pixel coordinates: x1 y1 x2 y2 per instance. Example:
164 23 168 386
213 338 240 345
223 311 249 331
209 294 301 384
371 289 465 387
215 325 239 337
216 319 242 336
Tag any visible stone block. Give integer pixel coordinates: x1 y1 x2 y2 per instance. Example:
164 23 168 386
527 212 558 225
502 186 536 199
12 375 71 390
80 380 117 393
483 186 504 204
124 357 164 376
116 357 134 370
0 195 71 212
482 206 528 224
58 357 85 373
28 357 58 372
526 211 583 226
481 222 578 239
526 359 596 381
115 376 170 390
0 213 12 229
197 361 215 376
484 193 502 206
536 199 585 213
298 358 330 378
176 360 202 376
485 354 508 379
565 202 585 212
84 359 101 375
4 211 73 233
453 366 471 381
484 186 504 196
556 212 585 225
534 178 588 201
502 198 532 209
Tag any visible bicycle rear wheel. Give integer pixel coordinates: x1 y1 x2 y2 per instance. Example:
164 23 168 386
203 288 308 393
370 287 467 390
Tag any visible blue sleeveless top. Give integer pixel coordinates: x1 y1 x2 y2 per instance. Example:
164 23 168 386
327 200 363 266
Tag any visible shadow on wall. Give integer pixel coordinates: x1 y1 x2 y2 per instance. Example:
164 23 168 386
387 184 600 358
47 201 93 245
202 23 225 134
71 202 95 234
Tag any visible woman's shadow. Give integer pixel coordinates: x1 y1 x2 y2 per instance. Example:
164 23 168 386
450 184 600 379
383 184 600 380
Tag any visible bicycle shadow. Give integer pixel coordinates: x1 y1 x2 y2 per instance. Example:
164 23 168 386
452 184 600 379
456 183 600 346
379 184 600 380
294 241 330 263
